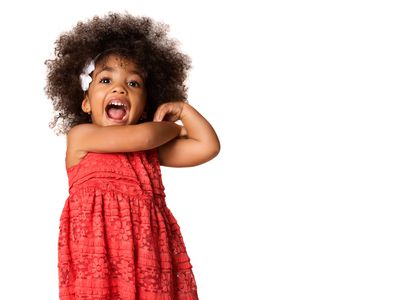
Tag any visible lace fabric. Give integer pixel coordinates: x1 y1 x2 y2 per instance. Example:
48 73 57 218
58 149 198 299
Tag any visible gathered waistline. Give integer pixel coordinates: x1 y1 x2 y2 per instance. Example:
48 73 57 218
68 176 166 206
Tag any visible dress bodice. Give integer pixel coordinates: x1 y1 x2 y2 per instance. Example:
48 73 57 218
66 149 166 200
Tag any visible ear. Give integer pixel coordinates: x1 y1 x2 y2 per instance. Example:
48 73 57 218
81 96 91 114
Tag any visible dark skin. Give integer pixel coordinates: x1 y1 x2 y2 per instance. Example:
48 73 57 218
66 54 220 168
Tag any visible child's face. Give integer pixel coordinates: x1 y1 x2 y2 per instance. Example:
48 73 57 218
81 54 147 126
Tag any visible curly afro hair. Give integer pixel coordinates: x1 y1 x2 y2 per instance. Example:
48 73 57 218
45 12 191 135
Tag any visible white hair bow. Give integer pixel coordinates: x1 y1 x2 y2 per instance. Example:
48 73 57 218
79 60 96 91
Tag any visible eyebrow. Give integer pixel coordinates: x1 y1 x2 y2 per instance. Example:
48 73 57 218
96 65 145 79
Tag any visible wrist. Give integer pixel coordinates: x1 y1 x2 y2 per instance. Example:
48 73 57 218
180 102 191 121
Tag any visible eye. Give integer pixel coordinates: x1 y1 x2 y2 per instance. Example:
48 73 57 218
99 77 111 84
128 80 141 88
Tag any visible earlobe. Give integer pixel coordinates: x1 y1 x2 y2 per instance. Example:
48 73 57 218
81 97 91 114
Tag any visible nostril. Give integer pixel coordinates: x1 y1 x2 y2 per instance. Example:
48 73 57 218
112 89 126 94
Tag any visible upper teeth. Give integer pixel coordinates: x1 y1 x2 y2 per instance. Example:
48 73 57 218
109 101 126 107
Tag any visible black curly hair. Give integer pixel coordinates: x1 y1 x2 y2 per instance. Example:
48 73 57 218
45 12 191 135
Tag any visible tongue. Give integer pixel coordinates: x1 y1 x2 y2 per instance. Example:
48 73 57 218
108 108 125 120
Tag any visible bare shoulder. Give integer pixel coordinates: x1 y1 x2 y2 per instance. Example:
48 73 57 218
68 123 98 138
65 124 93 169
67 123 100 148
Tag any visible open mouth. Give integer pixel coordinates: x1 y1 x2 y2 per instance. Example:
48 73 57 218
105 100 129 122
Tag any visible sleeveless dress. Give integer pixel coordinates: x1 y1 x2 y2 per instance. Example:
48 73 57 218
58 149 199 299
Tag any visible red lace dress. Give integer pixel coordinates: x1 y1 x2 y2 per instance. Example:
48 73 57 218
58 149 198 299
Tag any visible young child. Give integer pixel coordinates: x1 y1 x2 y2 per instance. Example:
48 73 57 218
45 12 220 300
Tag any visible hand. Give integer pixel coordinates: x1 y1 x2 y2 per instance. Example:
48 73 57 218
153 101 185 122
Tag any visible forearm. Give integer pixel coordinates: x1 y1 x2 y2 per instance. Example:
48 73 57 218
180 104 220 151
142 121 181 149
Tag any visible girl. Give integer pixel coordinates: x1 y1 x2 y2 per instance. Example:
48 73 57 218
45 13 220 300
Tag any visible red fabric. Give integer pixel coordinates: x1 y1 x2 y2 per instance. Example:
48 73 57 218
58 149 199 299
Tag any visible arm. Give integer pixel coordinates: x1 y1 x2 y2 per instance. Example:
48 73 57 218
67 121 182 154
155 103 220 167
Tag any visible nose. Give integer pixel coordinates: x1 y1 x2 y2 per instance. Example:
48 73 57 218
112 83 127 94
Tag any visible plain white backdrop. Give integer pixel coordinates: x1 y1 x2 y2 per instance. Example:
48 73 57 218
0 0 399 299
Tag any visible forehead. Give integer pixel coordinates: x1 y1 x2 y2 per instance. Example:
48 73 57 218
96 54 137 70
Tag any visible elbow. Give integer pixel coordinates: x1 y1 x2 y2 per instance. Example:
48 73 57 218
213 141 221 157
207 140 221 160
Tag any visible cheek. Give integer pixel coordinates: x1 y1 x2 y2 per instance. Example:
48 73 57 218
89 91 106 105
135 95 147 109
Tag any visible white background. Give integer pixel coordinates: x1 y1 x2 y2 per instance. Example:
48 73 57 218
0 0 399 299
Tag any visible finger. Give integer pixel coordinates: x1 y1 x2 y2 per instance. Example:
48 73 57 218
158 107 168 122
163 104 180 122
159 103 176 122
166 114 179 122
154 103 179 122
153 111 159 122
153 110 160 122
153 106 164 122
